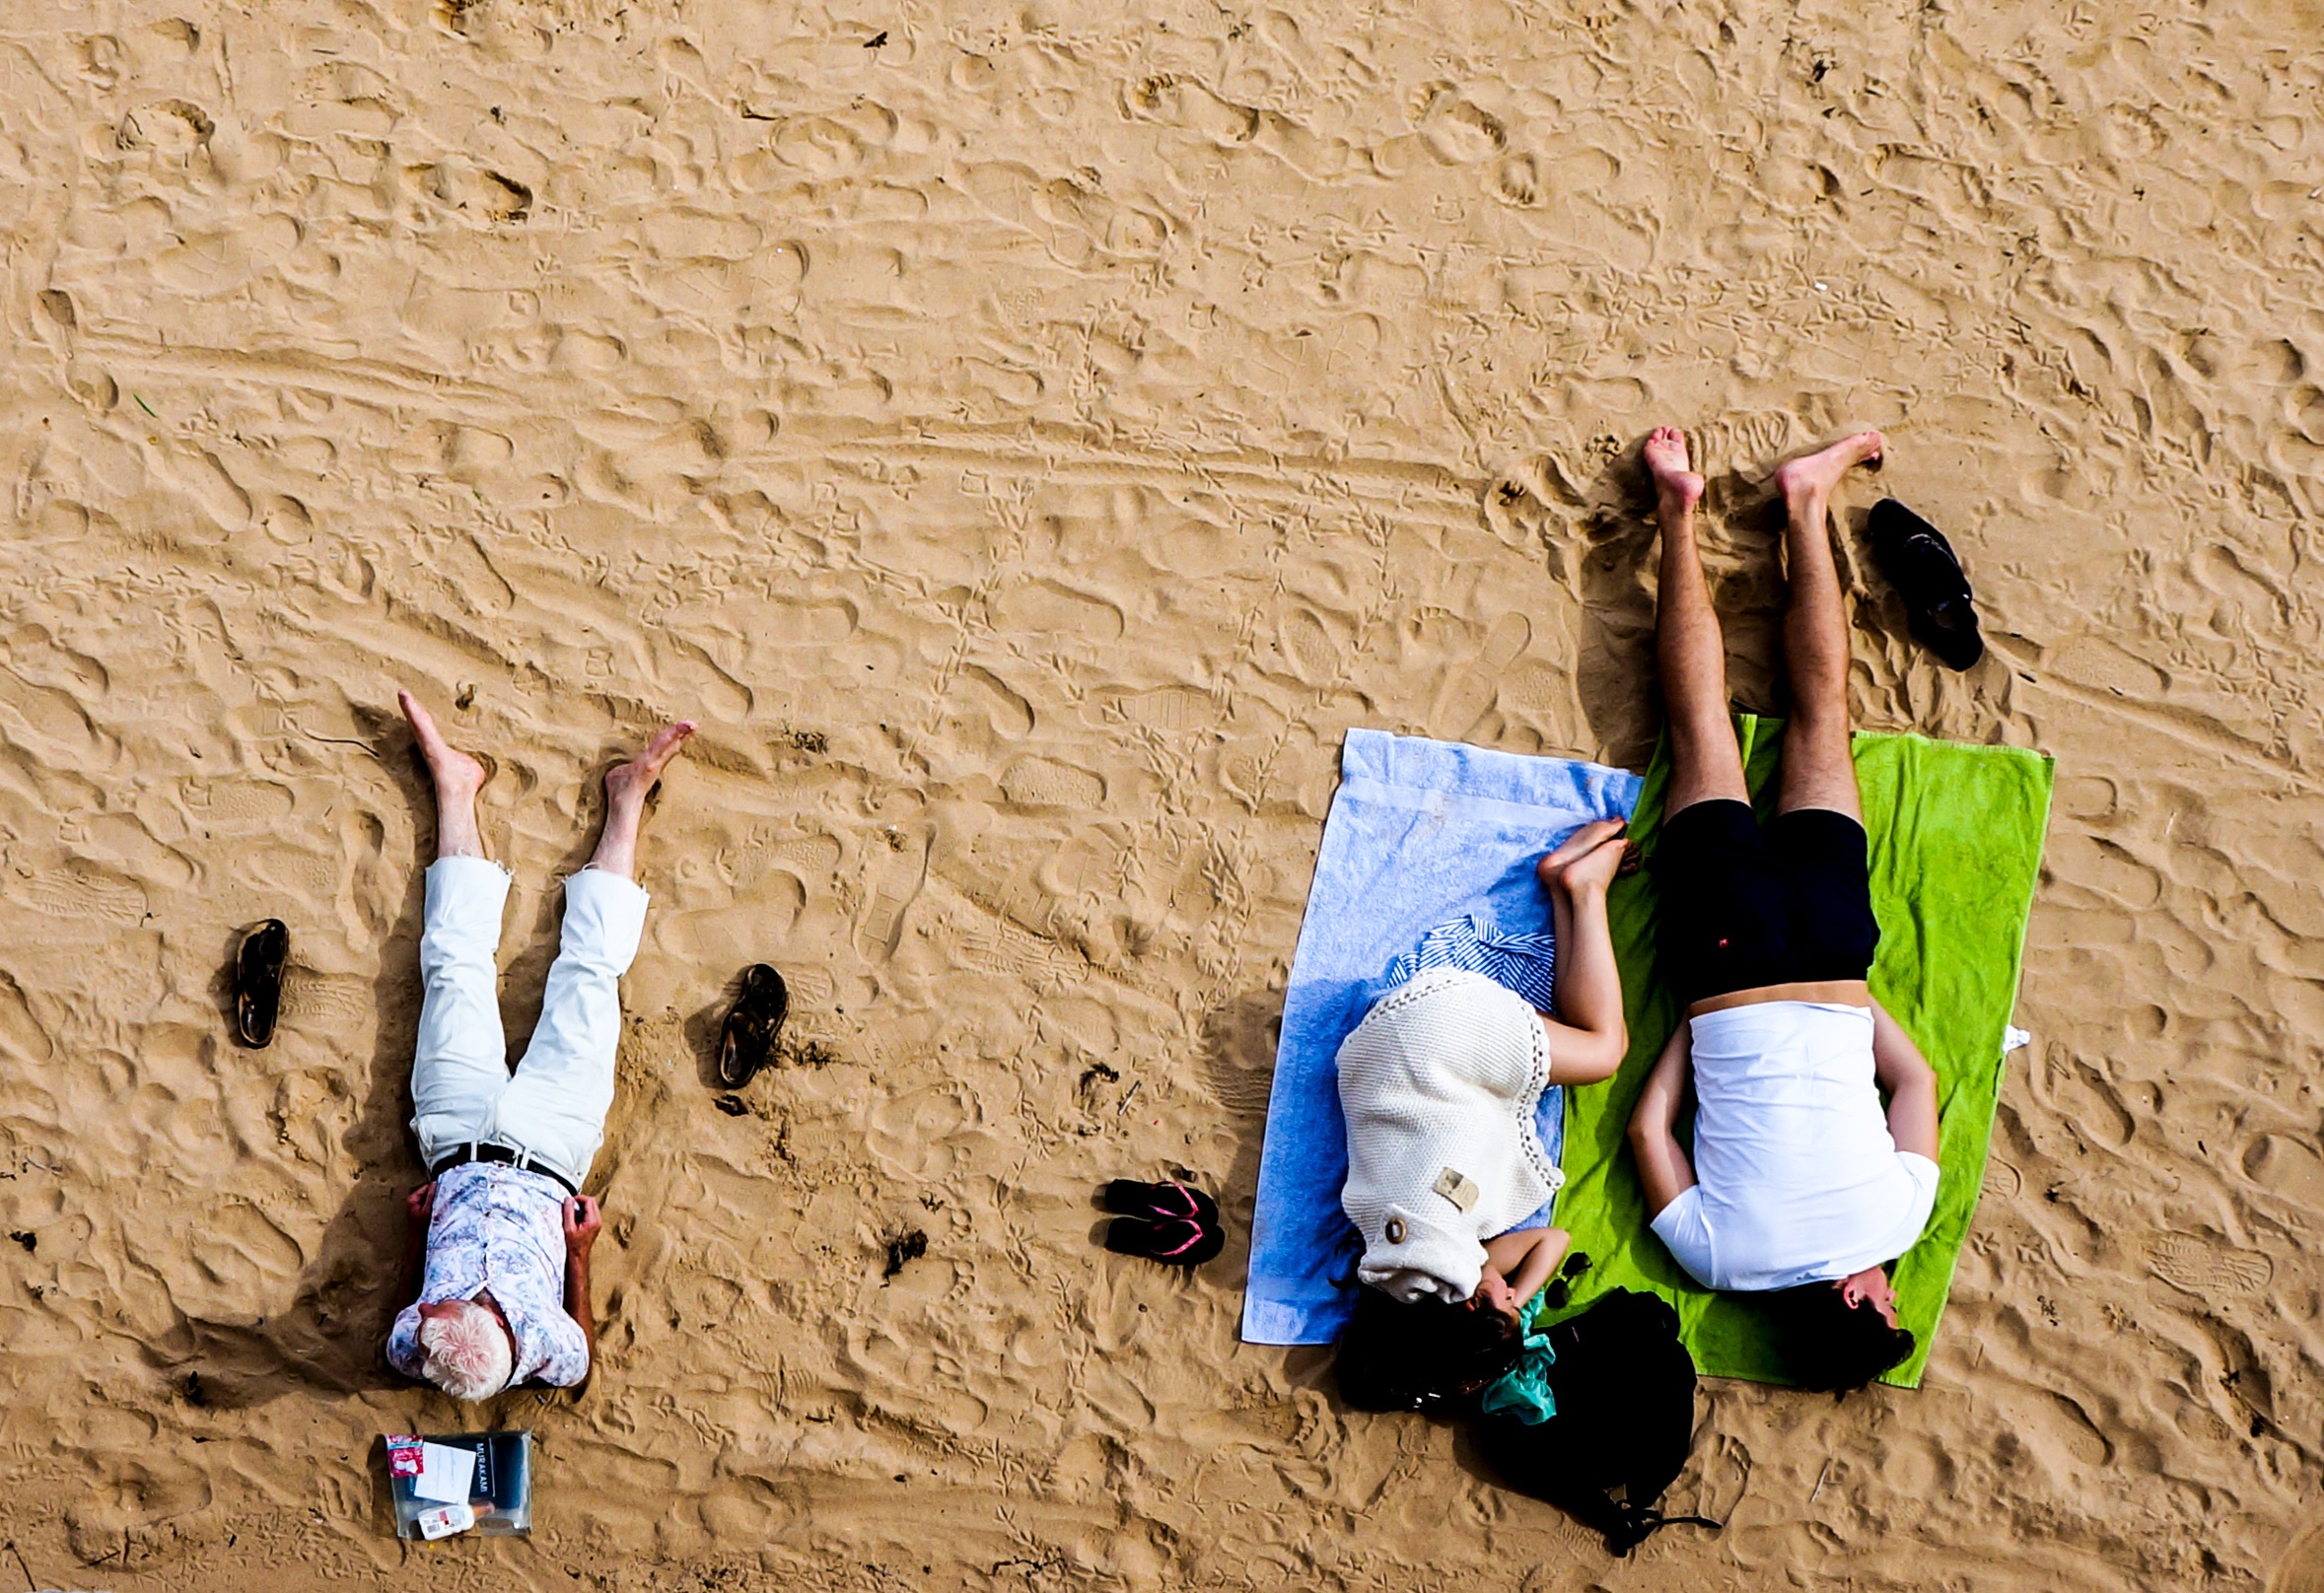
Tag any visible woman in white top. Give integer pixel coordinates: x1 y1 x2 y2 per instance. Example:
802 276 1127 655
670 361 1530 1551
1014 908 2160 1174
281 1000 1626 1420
1623 427 1940 1394
1333 817 1633 1413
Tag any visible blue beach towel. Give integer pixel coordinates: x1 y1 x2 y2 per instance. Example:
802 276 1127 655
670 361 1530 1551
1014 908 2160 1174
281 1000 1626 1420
1239 728 1643 1346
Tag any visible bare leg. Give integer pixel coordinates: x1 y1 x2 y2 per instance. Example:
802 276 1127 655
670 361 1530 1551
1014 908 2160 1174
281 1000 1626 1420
585 721 700 881
1648 427 1748 814
400 690 489 860
1768 431 1884 820
1535 818 1632 1081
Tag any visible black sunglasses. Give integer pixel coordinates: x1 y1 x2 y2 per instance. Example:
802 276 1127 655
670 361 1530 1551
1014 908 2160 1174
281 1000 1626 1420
1541 1249 1593 1310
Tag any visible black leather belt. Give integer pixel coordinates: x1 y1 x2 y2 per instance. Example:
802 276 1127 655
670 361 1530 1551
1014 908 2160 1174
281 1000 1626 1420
429 1142 579 1198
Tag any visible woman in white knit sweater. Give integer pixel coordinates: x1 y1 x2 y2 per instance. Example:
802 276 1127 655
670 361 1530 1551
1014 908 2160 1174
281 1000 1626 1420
1334 817 1632 1411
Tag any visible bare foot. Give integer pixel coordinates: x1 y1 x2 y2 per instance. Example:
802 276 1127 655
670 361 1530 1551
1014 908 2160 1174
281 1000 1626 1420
1537 817 1629 894
604 721 699 808
1772 430 1884 507
398 690 486 798
1644 426 1704 516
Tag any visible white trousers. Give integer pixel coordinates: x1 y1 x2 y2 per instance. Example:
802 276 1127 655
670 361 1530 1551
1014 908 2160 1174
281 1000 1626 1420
408 856 649 1190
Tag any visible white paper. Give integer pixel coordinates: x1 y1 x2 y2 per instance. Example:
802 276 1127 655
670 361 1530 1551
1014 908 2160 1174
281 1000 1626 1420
413 1442 477 1504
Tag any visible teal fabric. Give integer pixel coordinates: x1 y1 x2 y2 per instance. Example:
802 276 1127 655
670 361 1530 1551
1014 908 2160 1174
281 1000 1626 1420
1554 719 2054 1387
1479 1326 1558 1424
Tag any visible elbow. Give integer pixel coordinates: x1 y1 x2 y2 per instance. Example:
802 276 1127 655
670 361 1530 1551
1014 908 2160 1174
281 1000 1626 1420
1559 1032 1624 1086
1912 1065 1942 1112
1626 1102 1661 1147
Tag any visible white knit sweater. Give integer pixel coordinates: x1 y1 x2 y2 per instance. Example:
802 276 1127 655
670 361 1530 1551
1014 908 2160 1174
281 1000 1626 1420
1336 968 1563 1303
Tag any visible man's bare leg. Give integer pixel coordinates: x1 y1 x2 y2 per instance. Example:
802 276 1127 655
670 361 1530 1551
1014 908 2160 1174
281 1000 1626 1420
585 721 700 882
1649 427 1749 814
1768 431 1884 820
399 690 489 860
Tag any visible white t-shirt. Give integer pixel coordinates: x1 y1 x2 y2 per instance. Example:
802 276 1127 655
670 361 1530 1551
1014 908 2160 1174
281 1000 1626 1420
1650 1001 1938 1292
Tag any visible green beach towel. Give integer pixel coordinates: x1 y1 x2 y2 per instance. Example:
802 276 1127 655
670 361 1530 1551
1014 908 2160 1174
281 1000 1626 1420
1555 717 2054 1387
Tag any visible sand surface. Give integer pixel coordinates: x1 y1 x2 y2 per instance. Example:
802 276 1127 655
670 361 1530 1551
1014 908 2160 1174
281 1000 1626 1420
3 0 2324 1587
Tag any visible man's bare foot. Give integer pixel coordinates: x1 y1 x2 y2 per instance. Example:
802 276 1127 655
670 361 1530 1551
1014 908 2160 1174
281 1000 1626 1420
589 722 699 879
1537 817 1629 894
399 690 487 798
604 721 699 809
1772 430 1884 507
1644 426 1705 517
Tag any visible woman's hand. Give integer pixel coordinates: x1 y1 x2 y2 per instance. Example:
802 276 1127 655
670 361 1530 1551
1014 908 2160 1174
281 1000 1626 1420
1470 1265 1521 1322
1484 1225 1571 1310
1535 818 1629 898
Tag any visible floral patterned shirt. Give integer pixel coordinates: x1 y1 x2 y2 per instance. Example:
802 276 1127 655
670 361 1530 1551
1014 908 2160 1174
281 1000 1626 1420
385 1162 589 1388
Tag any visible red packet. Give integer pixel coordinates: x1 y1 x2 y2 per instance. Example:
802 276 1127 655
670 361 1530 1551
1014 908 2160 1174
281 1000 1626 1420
387 1434 424 1478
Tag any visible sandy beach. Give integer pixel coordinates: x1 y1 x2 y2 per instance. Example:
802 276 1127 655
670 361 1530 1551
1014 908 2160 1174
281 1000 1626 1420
3 0 2323 1586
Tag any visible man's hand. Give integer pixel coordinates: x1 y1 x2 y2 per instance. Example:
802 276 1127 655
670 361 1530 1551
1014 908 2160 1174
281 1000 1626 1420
561 1196 601 1398
562 1195 602 1255
393 1182 437 1332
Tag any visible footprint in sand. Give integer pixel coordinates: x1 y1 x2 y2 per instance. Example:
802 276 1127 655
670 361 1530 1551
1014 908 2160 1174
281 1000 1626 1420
2025 1389 2114 1468
957 916 1080 990
2241 1134 2324 1209
1415 87 1508 164
1433 612 1532 738
278 970 374 1027
2146 1233 2272 1296
856 829 930 959
22 863 147 927
64 1455 214 1566
0 972 54 1065
1112 684 1213 733
1491 154 1542 208
1278 609 1341 684
774 833 843 871
188 779 297 833
177 1201 307 1319
1001 755 1104 810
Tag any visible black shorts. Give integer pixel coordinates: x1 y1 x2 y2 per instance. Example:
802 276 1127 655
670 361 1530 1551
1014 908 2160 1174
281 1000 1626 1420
1653 799 1880 1006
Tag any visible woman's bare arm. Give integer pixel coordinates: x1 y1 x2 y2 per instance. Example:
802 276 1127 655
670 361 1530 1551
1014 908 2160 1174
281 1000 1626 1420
1626 1022 1698 1216
1484 1226 1572 1308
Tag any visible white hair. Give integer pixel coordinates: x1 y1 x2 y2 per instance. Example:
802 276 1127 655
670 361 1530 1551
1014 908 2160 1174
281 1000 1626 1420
416 1300 514 1402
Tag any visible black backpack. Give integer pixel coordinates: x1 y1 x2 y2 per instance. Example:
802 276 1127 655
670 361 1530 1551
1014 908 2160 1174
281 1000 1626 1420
1471 1287 1721 1556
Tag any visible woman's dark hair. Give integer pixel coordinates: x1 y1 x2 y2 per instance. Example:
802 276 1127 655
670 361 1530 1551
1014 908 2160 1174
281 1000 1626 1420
1334 1285 1526 1413
1767 1280 1917 1393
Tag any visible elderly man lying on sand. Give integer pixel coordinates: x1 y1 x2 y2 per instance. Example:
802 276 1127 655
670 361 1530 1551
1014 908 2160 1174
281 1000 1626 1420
384 691 695 1401
1625 428 1941 1394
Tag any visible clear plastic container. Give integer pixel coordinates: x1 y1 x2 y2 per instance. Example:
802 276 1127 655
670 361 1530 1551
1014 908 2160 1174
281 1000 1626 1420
387 1430 533 1539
